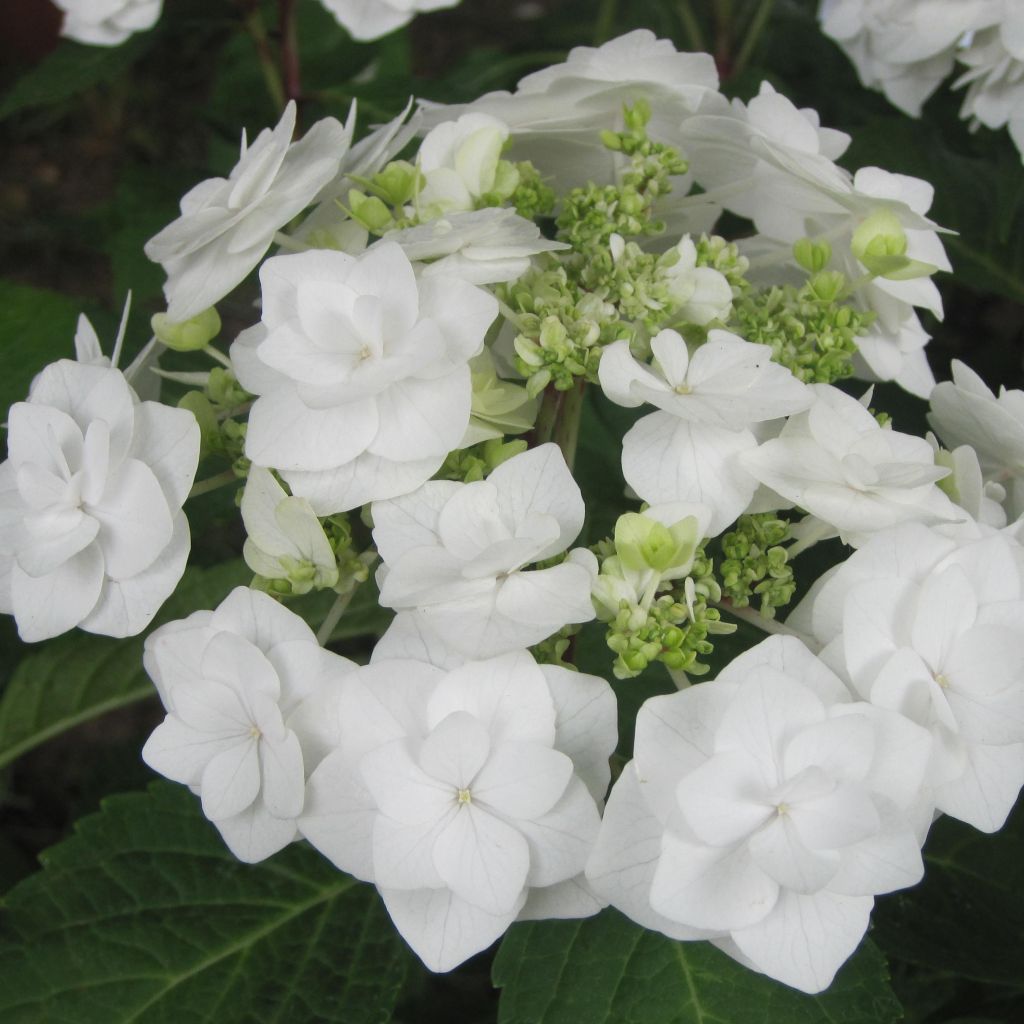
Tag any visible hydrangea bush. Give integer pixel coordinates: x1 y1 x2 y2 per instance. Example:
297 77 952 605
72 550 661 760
2 3 1023 1021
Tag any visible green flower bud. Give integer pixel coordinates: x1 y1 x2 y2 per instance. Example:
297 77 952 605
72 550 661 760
793 237 832 273
371 160 421 205
152 307 221 352
614 512 700 575
851 209 938 280
348 190 393 233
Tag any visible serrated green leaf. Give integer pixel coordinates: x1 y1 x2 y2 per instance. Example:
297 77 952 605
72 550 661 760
0 561 250 771
0 36 153 120
0 783 411 1023
493 910 902 1024
873 798 1024 986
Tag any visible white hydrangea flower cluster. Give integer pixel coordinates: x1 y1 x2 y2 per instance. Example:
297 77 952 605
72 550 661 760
10 27 1024 1001
819 0 1024 159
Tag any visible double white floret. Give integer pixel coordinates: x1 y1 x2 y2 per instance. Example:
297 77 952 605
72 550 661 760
587 635 931 993
0 357 199 641
231 242 497 514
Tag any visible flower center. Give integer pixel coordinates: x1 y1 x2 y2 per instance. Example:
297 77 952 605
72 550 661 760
456 787 473 805
674 383 692 395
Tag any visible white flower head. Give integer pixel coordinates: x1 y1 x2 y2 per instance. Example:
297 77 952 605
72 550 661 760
241 467 339 593
586 635 931 993
54 0 162 46
317 0 462 42
600 329 810 535
145 101 355 322
789 521 1024 833
372 443 596 659
0 357 199 641
230 242 498 514
299 648 617 970
660 237 734 326
142 587 357 862
743 383 961 543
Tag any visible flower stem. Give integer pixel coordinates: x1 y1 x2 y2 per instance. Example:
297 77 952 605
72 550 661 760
594 0 619 44
239 1 286 112
188 469 239 500
203 345 233 369
278 0 302 111
713 597 820 651
677 0 707 52
733 0 775 77
532 379 586 471
316 588 355 646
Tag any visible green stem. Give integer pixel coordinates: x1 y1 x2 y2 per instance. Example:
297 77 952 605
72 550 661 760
532 379 586 471
188 469 239 500
732 0 775 77
713 597 819 651
594 0 619 44
316 588 355 646
203 345 233 369
678 0 707 52
240 2 286 112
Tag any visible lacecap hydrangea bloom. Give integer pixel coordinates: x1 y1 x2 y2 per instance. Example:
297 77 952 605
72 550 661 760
0 355 199 642
587 635 932 993
299 648 617 971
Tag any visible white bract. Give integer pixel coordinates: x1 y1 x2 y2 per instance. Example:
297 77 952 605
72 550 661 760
418 30 722 192
145 101 354 322
241 467 339 593
299 649 616 971
317 0 461 42
586 635 931 993
372 444 596 659
0 358 198 642
743 383 960 543
789 522 1024 833
54 0 162 46
230 242 497 514
599 328 810 535
142 587 356 862
929 359 1024 521
381 207 569 286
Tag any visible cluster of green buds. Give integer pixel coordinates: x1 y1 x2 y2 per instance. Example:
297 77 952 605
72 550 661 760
694 234 751 293
346 160 423 234
718 513 796 620
730 239 872 384
592 509 734 679
530 622 580 669
321 513 377 598
438 437 529 483
508 161 556 221
501 262 616 394
557 100 687 255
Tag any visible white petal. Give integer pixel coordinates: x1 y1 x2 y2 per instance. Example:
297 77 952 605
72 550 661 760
427 651 556 745
517 875 605 921
299 749 378 880
210 585 316 654
130 401 201 509
494 562 596 630
432 803 530 915
730 889 874 994
933 740 1024 833
369 372 471 461
11 543 104 642
674 751 775 846
215 801 298 864
474 742 574 821
373 812 452 890
650 831 779 931
142 714 237 786
419 711 492 789
370 480 456 563
380 886 522 973
748 814 841 892
259 731 305 819
361 739 455 825
201 737 261 821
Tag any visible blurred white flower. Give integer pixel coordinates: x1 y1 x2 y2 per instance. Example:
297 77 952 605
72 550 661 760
54 0 162 46
317 0 462 42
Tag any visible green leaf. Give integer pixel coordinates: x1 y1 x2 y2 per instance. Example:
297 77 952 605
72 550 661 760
873 798 1024 986
0 561 251 771
0 36 153 120
493 910 902 1024
0 783 411 1023
0 279 114 421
